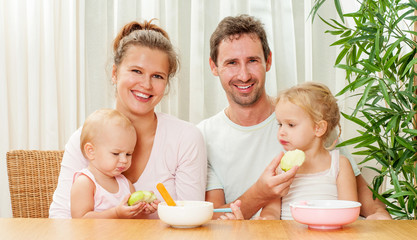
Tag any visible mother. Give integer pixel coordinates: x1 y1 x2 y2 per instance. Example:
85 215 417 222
49 20 207 218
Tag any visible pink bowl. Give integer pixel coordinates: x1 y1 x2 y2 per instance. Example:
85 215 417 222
290 200 361 230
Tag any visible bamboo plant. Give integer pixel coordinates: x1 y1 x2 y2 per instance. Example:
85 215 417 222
311 0 417 219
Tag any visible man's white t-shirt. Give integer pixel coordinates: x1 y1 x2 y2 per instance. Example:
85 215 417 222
197 110 360 208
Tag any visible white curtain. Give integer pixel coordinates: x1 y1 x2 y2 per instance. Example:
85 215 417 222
0 0 85 217
1 0 349 217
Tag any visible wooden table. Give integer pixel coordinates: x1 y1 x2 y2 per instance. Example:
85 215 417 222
1 218 416 240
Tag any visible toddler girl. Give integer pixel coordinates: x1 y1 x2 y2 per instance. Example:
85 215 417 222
260 82 357 219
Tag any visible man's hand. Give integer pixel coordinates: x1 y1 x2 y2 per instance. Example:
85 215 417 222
254 152 298 201
237 152 298 219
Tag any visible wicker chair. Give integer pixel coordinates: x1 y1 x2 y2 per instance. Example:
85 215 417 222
6 150 64 218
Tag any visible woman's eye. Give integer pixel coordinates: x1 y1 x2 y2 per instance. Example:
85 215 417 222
132 69 141 74
112 152 119 156
289 124 295 127
153 74 164 80
126 153 132 157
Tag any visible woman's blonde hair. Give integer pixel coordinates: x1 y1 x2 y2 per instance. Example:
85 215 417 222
276 82 341 149
80 109 136 158
113 19 179 81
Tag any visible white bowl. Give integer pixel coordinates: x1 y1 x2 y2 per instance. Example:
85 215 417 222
290 200 361 230
158 201 213 228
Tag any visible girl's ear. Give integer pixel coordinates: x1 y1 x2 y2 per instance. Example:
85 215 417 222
315 120 328 137
84 142 95 160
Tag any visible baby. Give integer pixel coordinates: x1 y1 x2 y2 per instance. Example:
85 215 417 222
70 108 158 218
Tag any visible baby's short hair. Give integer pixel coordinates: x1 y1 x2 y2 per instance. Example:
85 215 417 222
80 109 135 158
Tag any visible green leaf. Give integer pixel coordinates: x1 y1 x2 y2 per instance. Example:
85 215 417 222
319 15 342 29
409 0 417 10
392 9 414 31
309 0 326 22
335 64 368 75
347 35 375 45
363 166 382 174
378 80 390 104
361 61 380 72
401 181 417 197
338 134 375 147
401 57 417 77
355 136 378 148
340 112 371 129
384 54 398 71
403 129 417 136
335 47 349 65
331 36 353 46
389 191 414 198
390 168 406 208
369 187 402 210
334 0 344 23
395 136 415 151
386 115 400 133
382 36 404 63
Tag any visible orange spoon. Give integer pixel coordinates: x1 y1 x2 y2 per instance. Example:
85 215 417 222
156 183 177 206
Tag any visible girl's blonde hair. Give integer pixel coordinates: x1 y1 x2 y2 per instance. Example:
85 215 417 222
276 82 341 149
80 109 136 159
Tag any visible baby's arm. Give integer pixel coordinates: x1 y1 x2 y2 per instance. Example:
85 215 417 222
259 198 282 220
71 175 145 219
337 155 358 201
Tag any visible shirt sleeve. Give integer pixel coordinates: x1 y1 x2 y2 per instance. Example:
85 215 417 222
49 128 88 218
206 160 223 191
174 127 208 201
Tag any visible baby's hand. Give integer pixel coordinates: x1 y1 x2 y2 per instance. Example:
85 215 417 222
218 200 244 220
115 195 146 219
142 199 161 215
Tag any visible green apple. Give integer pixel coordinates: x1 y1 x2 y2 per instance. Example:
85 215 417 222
280 149 305 172
128 191 157 206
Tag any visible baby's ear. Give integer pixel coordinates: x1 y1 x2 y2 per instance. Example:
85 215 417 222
84 142 95 160
315 120 328 138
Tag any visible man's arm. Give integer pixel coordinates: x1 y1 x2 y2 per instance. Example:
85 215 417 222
206 153 297 219
356 174 392 219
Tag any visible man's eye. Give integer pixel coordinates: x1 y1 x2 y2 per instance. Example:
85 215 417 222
126 153 132 157
289 124 295 127
112 152 119 156
132 69 142 74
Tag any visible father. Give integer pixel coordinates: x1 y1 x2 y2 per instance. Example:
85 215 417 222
197 14 391 220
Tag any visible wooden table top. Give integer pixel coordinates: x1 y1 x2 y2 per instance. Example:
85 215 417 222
1 218 416 240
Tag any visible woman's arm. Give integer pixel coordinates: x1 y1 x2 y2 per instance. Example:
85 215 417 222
175 127 208 201
49 128 89 218
337 155 357 201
